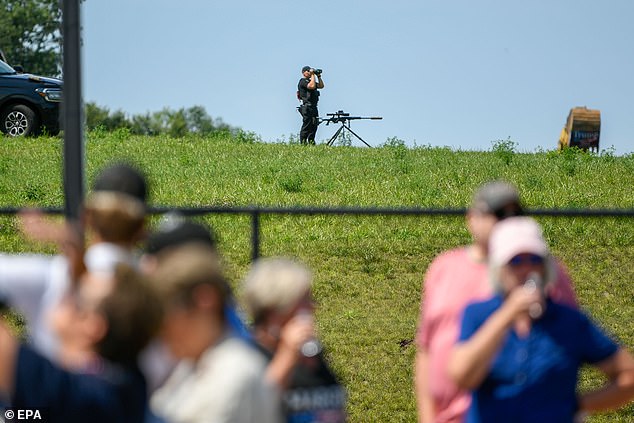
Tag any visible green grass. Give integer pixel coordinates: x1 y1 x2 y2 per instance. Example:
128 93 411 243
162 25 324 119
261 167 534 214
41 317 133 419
1 133 633 421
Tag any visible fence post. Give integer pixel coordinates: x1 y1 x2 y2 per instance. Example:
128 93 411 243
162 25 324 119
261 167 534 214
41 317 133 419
61 0 85 220
251 210 260 262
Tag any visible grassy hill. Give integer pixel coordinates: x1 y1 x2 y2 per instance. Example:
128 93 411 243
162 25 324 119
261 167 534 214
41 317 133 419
1 132 633 422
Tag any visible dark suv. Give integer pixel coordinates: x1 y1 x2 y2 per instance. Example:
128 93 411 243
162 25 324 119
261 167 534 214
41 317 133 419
0 59 63 136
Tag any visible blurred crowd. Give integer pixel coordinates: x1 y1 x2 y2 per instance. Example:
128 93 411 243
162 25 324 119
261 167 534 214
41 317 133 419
0 162 345 423
415 181 634 423
0 163 632 423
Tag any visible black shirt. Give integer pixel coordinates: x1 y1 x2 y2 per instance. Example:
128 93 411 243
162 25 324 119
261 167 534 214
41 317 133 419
257 344 346 423
298 78 320 106
12 344 148 423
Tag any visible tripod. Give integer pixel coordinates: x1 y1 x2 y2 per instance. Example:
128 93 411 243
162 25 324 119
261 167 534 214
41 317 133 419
325 120 372 147
319 110 382 147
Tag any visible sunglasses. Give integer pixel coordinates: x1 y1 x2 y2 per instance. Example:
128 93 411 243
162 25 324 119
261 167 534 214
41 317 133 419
492 204 524 220
508 253 544 266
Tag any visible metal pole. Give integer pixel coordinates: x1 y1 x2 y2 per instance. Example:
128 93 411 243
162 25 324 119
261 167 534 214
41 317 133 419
61 0 84 220
251 210 260 262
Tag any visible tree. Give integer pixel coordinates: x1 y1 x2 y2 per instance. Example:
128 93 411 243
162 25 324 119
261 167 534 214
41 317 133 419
85 102 109 130
185 105 214 135
0 0 62 76
84 102 240 137
85 102 130 131
168 108 188 138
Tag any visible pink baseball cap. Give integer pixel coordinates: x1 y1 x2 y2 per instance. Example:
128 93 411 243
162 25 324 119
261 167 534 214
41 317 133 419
489 217 549 265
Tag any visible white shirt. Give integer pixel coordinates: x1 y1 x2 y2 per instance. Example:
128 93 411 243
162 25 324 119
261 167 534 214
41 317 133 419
0 253 69 359
0 243 138 359
151 335 281 423
84 242 139 276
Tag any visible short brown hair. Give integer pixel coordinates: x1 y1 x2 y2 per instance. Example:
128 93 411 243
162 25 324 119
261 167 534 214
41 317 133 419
152 244 229 317
95 264 164 366
84 194 145 243
84 162 148 243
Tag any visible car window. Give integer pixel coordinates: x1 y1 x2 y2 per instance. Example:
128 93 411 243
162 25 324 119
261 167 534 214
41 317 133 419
0 60 16 74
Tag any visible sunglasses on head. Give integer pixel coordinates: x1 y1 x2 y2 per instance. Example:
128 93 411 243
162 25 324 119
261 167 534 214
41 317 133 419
508 253 544 266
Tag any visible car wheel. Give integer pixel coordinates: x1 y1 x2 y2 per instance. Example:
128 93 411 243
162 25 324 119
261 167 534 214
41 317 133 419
1 104 40 137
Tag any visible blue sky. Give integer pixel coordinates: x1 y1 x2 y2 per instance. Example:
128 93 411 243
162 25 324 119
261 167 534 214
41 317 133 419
82 1 633 154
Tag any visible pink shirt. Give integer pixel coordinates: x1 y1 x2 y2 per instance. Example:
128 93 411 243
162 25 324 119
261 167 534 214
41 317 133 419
416 247 577 423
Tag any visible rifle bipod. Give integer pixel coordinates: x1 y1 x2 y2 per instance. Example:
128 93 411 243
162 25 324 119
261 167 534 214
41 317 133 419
318 110 382 147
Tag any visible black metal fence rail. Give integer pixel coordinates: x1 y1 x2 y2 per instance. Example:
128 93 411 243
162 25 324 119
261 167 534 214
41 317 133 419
2 205 634 261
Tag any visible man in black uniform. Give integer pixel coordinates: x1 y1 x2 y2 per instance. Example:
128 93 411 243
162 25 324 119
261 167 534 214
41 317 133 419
297 65 325 145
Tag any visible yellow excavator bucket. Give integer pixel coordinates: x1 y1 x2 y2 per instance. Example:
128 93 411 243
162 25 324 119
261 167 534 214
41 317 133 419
558 107 600 152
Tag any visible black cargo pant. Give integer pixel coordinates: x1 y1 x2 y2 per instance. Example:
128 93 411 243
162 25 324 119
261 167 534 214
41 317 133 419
299 104 319 145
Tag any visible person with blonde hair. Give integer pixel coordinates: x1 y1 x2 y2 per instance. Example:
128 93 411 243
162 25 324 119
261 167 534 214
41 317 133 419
243 257 347 422
150 244 279 423
448 217 634 422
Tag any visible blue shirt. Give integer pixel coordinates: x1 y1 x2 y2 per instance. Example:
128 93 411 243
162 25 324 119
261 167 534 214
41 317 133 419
12 345 148 423
459 296 618 423
225 303 252 342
